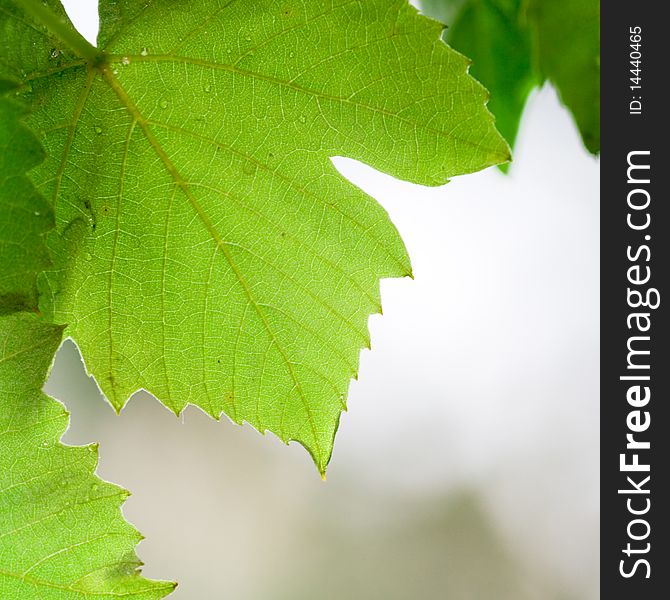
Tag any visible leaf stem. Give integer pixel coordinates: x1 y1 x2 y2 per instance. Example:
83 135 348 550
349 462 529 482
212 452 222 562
17 0 100 64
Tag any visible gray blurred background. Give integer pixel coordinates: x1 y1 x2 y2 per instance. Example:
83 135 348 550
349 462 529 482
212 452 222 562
46 3 600 598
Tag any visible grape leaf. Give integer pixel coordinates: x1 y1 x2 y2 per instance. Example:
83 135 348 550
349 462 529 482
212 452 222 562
0 90 54 314
444 0 535 161
0 38 170 596
4 0 509 473
526 0 600 154
420 0 600 156
0 313 175 598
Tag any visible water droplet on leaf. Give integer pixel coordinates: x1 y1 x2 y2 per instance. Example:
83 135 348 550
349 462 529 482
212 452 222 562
94 126 103 135
160 99 169 109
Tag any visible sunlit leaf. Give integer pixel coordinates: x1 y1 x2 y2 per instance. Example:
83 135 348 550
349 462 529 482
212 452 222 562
0 314 175 599
0 91 53 313
3 0 508 473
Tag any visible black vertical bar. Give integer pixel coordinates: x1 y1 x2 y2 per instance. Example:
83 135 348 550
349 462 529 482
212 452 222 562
601 1 668 597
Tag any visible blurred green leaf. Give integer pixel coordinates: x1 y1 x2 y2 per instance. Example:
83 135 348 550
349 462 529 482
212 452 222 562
0 314 175 598
3 0 508 473
421 0 600 157
447 0 536 169
526 0 600 154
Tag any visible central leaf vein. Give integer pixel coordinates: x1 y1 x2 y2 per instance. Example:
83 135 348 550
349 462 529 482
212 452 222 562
99 67 323 455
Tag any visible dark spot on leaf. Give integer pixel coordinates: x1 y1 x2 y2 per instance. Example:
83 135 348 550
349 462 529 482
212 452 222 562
0 292 33 315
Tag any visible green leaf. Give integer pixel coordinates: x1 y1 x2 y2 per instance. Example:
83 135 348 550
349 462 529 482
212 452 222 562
526 0 600 154
0 91 54 314
420 0 600 156
5 0 508 473
446 0 535 158
0 313 175 598
0 46 172 595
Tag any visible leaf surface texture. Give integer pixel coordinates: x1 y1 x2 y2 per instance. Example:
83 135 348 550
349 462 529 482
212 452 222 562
3 0 508 471
0 314 174 598
0 91 53 313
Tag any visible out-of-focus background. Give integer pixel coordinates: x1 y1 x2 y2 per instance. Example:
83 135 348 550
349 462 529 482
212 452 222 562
47 2 599 598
